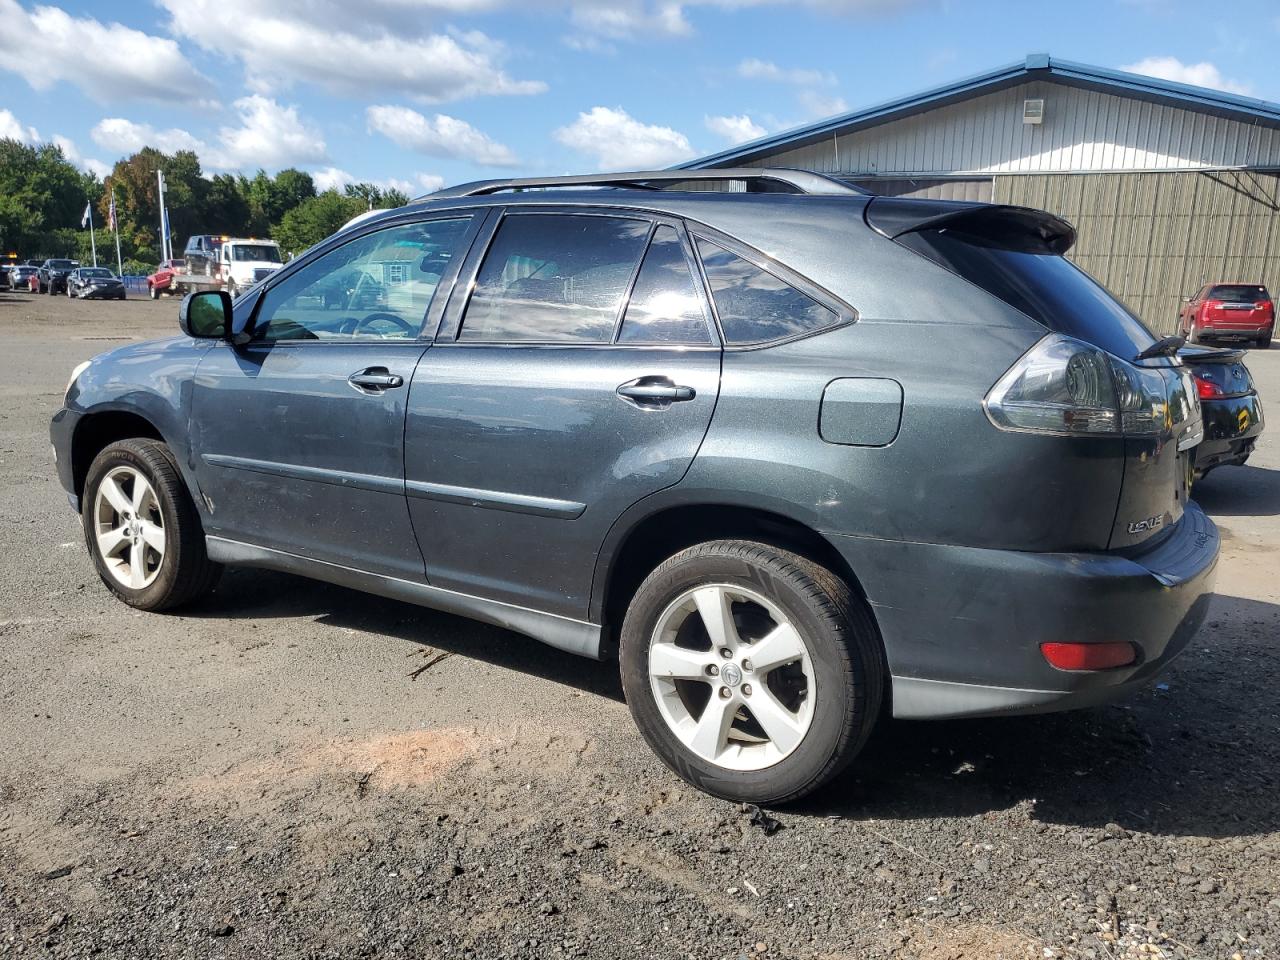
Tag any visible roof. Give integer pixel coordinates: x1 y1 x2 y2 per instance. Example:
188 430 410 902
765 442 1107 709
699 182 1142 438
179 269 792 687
679 54 1280 170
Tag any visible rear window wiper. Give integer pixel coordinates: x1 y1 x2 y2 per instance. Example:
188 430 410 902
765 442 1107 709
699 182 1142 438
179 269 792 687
1134 335 1186 362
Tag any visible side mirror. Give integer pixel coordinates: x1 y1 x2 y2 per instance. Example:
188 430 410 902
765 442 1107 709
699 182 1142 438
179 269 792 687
179 290 232 339
1181 296 1192 303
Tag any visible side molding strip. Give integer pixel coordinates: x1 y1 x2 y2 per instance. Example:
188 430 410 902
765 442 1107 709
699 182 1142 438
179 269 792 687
205 536 602 659
202 453 402 496
405 479 586 519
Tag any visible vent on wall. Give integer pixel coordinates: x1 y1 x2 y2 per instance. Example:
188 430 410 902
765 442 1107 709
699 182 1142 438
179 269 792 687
1023 98 1045 124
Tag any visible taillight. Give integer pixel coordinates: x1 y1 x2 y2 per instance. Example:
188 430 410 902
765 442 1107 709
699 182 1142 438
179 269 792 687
985 334 1201 450
1203 300 1222 311
1195 374 1224 400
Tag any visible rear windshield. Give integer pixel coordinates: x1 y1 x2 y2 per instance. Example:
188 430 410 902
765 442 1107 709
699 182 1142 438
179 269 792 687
1208 284 1268 303
898 229 1156 359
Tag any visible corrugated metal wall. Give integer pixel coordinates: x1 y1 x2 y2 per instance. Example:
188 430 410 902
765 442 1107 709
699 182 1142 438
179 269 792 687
995 171 1280 334
746 80 1280 176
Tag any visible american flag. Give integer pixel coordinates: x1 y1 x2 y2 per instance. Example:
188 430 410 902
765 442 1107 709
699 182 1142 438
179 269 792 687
107 195 117 232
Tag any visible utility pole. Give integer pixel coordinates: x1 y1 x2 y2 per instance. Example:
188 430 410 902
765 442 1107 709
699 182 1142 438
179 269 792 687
156 168 170 262
110 188 123 277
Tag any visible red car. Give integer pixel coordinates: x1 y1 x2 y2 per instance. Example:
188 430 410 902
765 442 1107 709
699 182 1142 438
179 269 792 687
1179 282 1274 349
146 259 186 299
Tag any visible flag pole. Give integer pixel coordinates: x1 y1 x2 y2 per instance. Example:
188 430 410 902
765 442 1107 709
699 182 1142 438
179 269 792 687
156 169 169 262
87 203 97 267
111 187 123 277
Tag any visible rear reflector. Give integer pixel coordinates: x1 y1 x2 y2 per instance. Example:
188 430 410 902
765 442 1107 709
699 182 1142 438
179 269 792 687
1040 641 1137 671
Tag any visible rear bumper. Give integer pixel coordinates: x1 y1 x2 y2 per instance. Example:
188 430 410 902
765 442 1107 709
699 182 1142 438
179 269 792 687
828 501 1219 719
1194 394 1264 473
1199 321 1273 339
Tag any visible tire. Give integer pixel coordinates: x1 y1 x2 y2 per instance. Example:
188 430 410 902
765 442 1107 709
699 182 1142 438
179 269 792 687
1189 322 1206 345
149 284 158 300
82 438 221 611
1257 333 1273 349
619 540 883 805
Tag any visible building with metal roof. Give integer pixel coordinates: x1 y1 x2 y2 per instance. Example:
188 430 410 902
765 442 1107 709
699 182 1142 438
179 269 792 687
680 55 1280 334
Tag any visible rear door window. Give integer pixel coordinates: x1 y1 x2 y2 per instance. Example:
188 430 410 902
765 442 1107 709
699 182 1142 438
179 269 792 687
460 214 650 343
617 226 711 345
695 237 840 345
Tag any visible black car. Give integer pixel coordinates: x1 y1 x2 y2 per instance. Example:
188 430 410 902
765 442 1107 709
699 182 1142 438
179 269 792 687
38 258 79 295
67 267 126 301
1181 344 1264 478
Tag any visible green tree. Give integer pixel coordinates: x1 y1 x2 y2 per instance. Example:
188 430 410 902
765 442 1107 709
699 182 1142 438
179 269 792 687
0 139 90 255
204 173 251 236
273 190 364 256
379 187 409 209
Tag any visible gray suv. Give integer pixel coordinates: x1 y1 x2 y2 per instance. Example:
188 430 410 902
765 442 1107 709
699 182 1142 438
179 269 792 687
51 169 1217 803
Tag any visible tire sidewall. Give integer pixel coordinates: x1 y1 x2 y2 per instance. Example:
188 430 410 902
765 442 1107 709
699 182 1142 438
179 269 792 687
82 443 185 609
620 548 858 803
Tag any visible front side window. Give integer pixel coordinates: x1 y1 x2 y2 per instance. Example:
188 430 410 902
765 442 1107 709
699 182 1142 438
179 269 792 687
617 226 711 344
253 218 470 342
460 214 650 343
695 238 839 345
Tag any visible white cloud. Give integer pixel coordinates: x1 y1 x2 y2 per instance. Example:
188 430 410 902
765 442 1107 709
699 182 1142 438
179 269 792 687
555 106 695 170
0 108 38 143
1120 56 1252 96
798 89 849 118
737 58 835 86
91 118 202 155
415 173 447 194
705 114 766 144
0 0 206 101
569 1 692 38
157 0 545 103
311 167 356 193
366 105 519 166
52 134 110 178
207 96 328 170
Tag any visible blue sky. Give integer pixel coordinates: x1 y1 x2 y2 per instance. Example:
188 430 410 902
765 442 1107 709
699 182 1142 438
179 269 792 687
2 0 1279 195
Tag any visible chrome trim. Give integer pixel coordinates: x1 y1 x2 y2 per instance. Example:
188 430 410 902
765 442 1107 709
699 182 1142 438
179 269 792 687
201 453 402 496
204 536 602 658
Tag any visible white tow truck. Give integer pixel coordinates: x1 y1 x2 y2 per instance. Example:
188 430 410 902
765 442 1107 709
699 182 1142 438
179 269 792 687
167 236 285 299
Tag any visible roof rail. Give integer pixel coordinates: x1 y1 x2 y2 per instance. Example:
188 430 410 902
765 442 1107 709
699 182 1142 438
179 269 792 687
415 167 867 201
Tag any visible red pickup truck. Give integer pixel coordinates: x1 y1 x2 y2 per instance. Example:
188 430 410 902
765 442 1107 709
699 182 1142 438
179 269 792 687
146 259 187 299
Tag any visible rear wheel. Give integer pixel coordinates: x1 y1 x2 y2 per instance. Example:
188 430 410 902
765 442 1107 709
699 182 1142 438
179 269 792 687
82 439 221 611
1189 322 1206 344
1257 333 1273 349
620 540 883 804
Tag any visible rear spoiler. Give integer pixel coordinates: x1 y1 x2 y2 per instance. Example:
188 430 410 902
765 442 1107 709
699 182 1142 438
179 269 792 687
865 197 1076 255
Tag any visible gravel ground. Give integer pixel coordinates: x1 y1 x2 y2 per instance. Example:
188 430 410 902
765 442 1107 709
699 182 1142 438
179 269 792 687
1 289 1278 960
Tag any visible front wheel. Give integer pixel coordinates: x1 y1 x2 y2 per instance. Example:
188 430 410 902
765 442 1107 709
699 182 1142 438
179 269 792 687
149 284 159 300
620 540 883 805
82 438 222 611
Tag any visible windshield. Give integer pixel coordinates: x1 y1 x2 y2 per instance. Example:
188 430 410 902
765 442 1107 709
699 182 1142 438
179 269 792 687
82 268 113 279
48 259 75 269
899 229 1157 359
231 244 282 263
1208 284 1268 303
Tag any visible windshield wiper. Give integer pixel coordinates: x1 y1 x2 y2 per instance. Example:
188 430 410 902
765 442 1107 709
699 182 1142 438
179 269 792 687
1134 335 1185 362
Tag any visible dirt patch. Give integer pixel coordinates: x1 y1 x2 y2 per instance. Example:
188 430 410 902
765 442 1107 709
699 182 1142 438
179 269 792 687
907 923 1041 960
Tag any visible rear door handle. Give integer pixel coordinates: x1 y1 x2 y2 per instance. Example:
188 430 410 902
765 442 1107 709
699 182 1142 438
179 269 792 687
348 367 404 392
617 377 696 408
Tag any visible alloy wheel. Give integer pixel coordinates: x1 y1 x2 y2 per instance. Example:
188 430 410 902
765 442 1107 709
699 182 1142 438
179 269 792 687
92 465 166 589
648 583 815 771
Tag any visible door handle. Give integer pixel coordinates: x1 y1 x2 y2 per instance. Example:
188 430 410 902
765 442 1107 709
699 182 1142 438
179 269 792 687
617 377 696 408
348 367 404 392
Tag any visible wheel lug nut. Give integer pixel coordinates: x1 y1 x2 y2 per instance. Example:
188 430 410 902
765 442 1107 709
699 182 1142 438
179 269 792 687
718 687 731 699
741 658 753 672
719 648 732 659
742 683 752 696
706 664 719 677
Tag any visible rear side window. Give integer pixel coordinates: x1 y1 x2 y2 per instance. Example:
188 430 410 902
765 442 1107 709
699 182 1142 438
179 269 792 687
617 226 710 344
898 230 1155 359
1207 284 1268 303
695 237 839 345
461 214 650 343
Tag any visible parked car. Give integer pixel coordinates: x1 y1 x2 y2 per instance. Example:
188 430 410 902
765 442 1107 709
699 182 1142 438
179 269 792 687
1180 344 1264 478
38 258 78 295
182 235 226 276
146 259 186 299
0 264 12 288
8 264 39 291
51 168 1217 804
1179 283 1274 348
67 267 127 300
